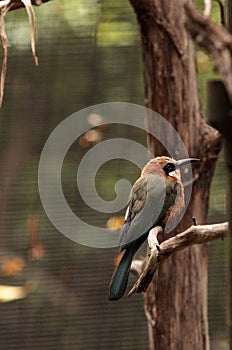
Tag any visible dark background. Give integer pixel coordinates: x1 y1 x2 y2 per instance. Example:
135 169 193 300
0 1 228 349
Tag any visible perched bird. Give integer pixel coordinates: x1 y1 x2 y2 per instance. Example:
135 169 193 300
109 156 199 301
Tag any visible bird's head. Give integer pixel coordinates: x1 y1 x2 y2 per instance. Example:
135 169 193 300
142 156 199 181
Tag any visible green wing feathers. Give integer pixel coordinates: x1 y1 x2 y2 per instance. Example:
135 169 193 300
109 173 178 301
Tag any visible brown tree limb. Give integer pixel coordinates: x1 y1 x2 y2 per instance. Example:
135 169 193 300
185 2 232 101
129 222 229 297
128 0 224 347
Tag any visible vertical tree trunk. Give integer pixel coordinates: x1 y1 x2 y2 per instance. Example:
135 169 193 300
129 1 221 349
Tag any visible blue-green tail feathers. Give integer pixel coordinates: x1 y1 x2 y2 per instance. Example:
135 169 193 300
109 247 136 301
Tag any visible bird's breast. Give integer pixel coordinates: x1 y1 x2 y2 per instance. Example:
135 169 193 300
161 179 184 225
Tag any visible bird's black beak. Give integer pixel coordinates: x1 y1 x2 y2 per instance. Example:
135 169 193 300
175 158 200 169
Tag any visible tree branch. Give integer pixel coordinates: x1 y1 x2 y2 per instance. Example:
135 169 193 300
7 0 50 11
184 2 232 102
203 0 211 17
215 0 226 26
128 222 229 297
0 0 49 106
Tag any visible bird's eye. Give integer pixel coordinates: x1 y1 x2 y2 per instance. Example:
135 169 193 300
163 162 176 174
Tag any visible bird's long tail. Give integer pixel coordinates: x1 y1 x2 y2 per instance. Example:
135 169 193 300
109 246 136 301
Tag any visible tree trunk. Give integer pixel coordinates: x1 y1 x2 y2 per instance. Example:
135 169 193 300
129 1 221 349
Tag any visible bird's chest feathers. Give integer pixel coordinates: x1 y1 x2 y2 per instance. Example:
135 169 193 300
156 179 179 224
164 180 178 207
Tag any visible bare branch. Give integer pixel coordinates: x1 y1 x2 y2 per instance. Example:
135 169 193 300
215 0 226 26
0 3 12 107
204 0 212 17
0 0 48 105
185 2 232 101
21 0 38 66
8 0 50 11
128 222 229 296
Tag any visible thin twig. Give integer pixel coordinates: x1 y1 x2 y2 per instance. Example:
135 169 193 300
215 0 226 26
0 0 42 106
204 0 212 17
0 3 12 107
21 0 38 66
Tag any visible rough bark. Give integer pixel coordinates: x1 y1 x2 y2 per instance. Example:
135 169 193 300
129 1 222 349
